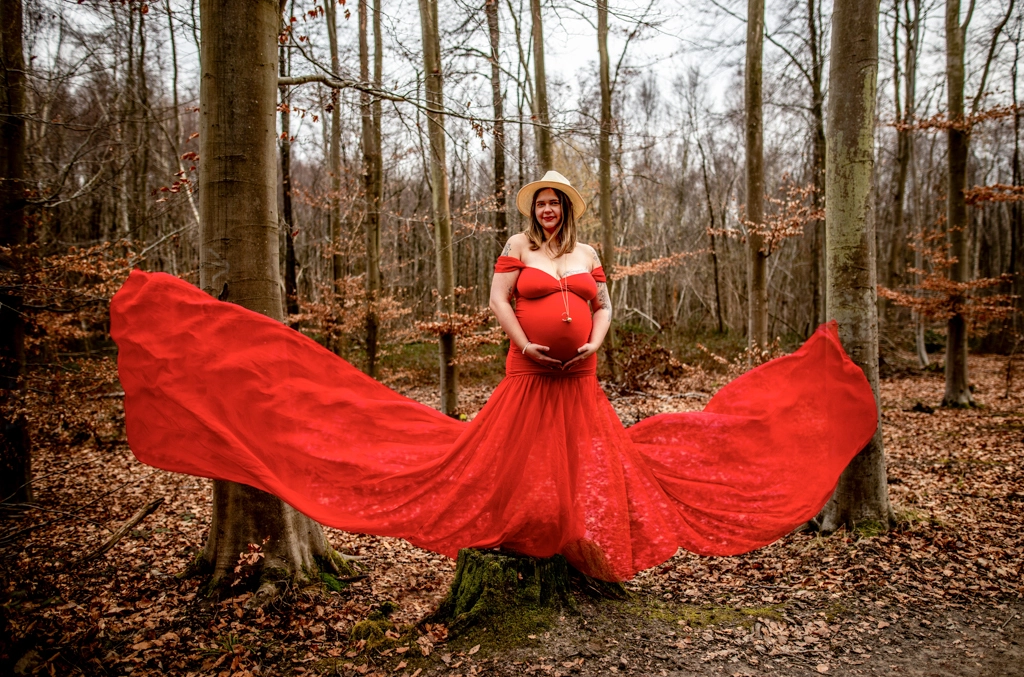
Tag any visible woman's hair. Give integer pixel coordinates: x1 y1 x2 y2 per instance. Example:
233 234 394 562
525 187 577 257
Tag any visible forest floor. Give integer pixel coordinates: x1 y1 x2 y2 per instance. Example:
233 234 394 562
1 351 1022 677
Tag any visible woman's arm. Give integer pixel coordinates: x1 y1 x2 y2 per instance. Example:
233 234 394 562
489 236 561 366
562 245 612 369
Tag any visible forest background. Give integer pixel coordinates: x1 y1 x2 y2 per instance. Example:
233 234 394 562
1 0 1023 675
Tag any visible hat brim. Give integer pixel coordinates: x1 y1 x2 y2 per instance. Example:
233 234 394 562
515 181 587 219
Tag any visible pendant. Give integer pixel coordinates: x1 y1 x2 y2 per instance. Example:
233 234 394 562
562 312 572 323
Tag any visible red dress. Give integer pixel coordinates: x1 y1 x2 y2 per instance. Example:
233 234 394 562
110 263 877 581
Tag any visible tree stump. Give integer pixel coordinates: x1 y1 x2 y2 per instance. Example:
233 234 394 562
427 549 576 637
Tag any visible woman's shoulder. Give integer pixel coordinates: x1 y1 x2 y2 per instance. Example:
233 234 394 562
575 243 601 269
501 232 530 258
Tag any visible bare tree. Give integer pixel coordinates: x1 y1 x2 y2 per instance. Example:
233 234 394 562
198 0 341 600
359 0 383 377
531 0 552 169
324 0 343 291
745 0 767 349
0 0 30 504
486 0 508 248
419 0 458 415
817 0 893 534
597 0 620 380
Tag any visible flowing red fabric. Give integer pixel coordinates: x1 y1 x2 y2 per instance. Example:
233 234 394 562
110 267 877 581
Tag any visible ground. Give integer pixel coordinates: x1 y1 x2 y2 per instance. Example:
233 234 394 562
1 352 1021 676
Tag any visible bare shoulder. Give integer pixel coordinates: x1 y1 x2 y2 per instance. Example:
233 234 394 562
578 243 602 268
501 232 529 258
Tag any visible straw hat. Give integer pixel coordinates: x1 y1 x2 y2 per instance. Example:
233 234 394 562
515 171 587 218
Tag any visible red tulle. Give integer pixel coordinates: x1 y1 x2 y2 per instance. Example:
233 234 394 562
110 269 877 581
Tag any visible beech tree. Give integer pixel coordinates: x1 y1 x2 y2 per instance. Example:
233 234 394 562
817 0 894 533
531 0 552 169
745 0 767 349
0 0 29 504
359 0 383 377
419 0 458 415
197 0 342 599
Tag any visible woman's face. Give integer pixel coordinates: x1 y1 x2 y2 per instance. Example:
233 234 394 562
534 188 563 234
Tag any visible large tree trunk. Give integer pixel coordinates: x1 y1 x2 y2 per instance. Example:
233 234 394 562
359 0 382 377
942 0 973 407
0 0 30 505
198 0 341 601
324 0 343 292
817 0 893 534
486 0 508 249
530 0 552 169
745 0 768 349
419 0 458 416
597 0 620 381
808 0 826 329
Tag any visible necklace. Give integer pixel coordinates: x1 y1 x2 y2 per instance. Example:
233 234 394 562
558 274 572 323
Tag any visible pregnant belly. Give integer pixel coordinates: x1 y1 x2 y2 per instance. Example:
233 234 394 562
516 294 593 363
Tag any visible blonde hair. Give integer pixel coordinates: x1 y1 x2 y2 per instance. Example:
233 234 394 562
525 188 577 257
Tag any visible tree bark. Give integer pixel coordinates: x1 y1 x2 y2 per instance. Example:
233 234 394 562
486 0 508 250
808 0 826 329
817 0 893 534
279 18 299 323
198 0 340 600
324 0 343 292
745 0 767 349
530 0 552 169
943 0 973 407
359 0 382 377
419 0 458 416
597 0 620 381
698 138 724 333
0 0 30 505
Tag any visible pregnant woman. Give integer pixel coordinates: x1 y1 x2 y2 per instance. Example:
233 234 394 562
110 172 878 582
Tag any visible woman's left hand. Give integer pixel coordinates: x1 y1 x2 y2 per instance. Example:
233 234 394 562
562 342 600 370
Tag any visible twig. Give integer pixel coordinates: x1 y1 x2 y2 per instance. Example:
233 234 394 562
74 498 164 565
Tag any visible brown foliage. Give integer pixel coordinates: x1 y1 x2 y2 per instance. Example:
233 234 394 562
714 179 823 256
963 183 1024 206
877 228 1015 332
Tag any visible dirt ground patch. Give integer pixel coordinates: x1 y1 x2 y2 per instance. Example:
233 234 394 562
1 354 1021 676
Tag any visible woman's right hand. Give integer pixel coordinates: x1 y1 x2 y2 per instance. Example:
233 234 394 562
523 342 561 368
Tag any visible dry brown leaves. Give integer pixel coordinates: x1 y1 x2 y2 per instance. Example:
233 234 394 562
2 347 1021 676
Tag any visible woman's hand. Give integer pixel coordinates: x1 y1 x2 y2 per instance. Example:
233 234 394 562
523 342 562 368
562 342 599 370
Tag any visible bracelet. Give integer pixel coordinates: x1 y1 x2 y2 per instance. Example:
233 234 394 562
523 341 532 353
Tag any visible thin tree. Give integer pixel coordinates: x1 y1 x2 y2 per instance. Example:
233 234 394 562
280 9 299 322
419 0 458 415
486 0 508 249
597 0 621 379
324 0 343 291
942 0 1017 405
0 0 30 504
745 0 767 349
197 0 342 600
816 0 894 533
359 0 382 377
530 0 552 169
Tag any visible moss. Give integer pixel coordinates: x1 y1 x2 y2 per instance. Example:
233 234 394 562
350 619 395 649
428 549 576 643
851 519 890 539
630 599 784 629
319 572 347 593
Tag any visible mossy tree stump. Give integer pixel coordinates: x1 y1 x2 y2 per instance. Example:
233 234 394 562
427 549 578 637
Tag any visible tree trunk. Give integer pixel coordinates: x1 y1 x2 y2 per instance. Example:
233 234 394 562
817 0 893 534
359 0 382 378
198 0 341 601
942 0 973 407
597 0 620 381
530 0 552 169
486 0 508 249
428 549 575 637
419 0 458 416
698 138 724 333
0 0 30 505
1012 25 1022 340
808 0 826 329
324 0 343 292
279 20 299 322
745 0 767 349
